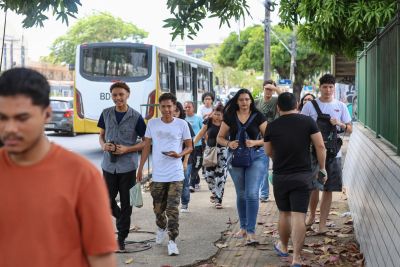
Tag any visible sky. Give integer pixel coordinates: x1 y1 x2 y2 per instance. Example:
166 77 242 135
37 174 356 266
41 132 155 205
1 0 280 62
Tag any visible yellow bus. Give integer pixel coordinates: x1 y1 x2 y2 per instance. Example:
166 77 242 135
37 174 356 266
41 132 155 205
73 42 213 134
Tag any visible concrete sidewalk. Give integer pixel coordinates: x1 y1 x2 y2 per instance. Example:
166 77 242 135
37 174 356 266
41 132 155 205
116 180 361 267
212 191 361 267
115 177 238 267
116 138 362 266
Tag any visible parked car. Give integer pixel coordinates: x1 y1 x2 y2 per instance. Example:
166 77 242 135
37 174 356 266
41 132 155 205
45 96 75 136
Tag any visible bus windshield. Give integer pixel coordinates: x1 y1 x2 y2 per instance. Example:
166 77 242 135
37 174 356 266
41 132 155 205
81 46 149 78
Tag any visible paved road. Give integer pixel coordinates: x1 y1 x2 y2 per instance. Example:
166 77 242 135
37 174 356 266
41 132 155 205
47 132 237 267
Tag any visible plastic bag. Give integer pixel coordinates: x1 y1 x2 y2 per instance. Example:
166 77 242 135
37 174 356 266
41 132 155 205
130 183 143 208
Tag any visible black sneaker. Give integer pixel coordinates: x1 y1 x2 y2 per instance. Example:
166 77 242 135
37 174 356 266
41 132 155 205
118 238 125 252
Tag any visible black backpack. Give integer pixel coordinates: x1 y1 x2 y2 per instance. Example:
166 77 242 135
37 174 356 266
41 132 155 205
311 100 343 158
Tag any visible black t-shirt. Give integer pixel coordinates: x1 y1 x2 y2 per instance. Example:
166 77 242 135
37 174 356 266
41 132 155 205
264 113 319 175
223 110 266 141
204 119 221 147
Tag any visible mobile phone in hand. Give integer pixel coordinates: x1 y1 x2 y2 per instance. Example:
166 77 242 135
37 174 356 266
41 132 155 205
315 170 327 190
162 151 171 156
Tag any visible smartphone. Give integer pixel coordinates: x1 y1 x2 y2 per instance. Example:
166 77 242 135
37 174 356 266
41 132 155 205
162 151 171 156
315 170 327 190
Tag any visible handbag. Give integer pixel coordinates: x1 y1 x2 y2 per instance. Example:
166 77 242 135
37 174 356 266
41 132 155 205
130 183 143 208
231 113 258 167
203 146 218 167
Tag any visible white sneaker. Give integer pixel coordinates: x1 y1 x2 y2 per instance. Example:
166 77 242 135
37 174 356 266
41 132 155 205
156 228 167 244
168 240 179 256
180 207 189 213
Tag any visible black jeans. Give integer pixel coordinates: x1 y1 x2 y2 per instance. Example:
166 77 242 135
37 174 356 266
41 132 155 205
190 146 203 187
103 169 136 240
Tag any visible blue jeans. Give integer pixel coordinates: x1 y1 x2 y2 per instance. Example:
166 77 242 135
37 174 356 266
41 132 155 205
181 163 192 206
259 155 270 199
228 154 266 234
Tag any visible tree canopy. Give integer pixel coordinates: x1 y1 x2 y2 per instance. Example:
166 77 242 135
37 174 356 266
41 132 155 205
163 0 250 40
279 0 397 56
43 12 148 64
216 25 329 96
164 0 398 56
0 0 82 27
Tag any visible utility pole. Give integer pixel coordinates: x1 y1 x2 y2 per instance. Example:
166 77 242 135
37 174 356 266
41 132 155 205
263 1 276 81
21 35 25 67
289 27 297 86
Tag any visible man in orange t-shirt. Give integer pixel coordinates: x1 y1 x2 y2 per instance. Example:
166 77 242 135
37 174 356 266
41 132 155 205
0 68 117 267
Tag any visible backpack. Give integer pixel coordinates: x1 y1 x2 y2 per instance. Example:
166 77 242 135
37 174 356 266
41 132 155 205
311 100 343 158
231 113 258 167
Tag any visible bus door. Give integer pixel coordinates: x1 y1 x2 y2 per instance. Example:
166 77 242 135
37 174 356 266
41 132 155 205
168 58 176 95
191 65 198 111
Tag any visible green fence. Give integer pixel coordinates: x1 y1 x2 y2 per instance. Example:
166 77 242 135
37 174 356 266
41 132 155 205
356 14 400 154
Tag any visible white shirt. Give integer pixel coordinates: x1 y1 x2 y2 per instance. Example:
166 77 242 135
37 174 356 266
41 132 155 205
197 105 213 118
301 98 351 157
145 117 191 182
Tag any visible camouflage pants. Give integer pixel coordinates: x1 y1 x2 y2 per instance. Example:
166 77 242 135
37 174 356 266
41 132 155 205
150 181 183 241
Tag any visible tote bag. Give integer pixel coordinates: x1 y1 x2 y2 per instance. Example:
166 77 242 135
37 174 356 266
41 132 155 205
203 146 218 167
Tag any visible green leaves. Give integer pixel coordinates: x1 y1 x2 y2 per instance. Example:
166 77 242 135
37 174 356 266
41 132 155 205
279 0 397 56
164 0 250 40
44 12 148 64
1 0 82 28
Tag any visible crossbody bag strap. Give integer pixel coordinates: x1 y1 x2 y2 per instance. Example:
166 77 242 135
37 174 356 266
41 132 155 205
311 100 323 116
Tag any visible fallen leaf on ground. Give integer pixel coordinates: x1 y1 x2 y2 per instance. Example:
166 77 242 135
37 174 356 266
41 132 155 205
324 238 337 245
329 211 341 216
338 233 353 238
125 258 134 264
341 226 354 234
264 223 274 227
215 243 228 248
344 218 353 225
263 230 274 235
326 231 338 237
302 249 314 254
329 255 340 264
129 225 140 231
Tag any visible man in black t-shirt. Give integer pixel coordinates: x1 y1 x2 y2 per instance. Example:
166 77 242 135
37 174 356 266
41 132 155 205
264 93 326 266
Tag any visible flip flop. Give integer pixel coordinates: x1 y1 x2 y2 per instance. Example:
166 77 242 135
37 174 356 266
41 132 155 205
274 242 289 257
315 229 330 236
245 239 259 246
233 230 247 239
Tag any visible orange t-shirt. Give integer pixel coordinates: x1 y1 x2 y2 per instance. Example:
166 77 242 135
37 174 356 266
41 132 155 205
0 144 117 267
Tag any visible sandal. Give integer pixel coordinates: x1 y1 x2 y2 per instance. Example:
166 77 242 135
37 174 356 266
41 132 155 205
215 203 223 209
210 194 216 203
234 230 247 239
245 233 259 245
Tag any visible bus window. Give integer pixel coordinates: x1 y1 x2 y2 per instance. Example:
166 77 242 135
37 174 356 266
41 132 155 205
184 63 191 91
176 61 184 91
159 56 169 92
82 46 150 79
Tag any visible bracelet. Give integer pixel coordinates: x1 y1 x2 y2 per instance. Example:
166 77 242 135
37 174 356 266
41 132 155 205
226 141 230 147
